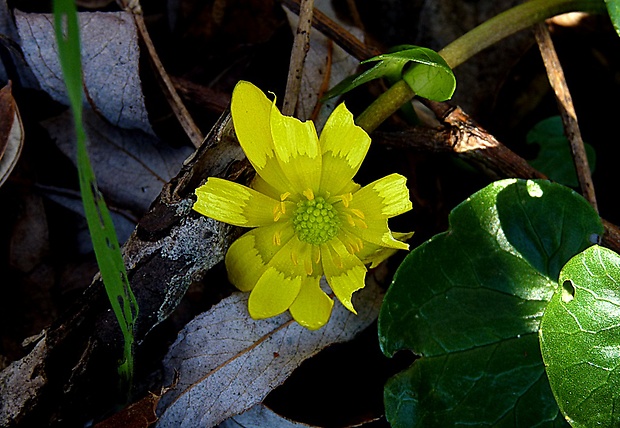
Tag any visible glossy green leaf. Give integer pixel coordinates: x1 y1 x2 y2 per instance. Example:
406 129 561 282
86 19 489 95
605 0 620 37
526 116 595 188
540 245 620 427
379 179 603 428
389 48 455 101
53 0 138 389
323 45 455 102
322 57 406 100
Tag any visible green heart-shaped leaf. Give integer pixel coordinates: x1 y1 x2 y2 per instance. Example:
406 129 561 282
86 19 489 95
379 179 603 427
540 245 620 427
605 0 620 37
526 116 596 188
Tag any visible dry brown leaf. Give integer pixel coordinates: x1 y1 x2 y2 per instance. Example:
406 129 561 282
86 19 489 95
0 83 24 187
9 193 50 273
94 391 161 428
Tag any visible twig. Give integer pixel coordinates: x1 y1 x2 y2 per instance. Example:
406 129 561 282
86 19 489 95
356 0 607 133
534 22 597 212
282 0 314 116
117 1 204 148
280 0 378 63
375 100 619 252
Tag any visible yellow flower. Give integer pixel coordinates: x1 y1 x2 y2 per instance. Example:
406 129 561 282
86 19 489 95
193 81 413 329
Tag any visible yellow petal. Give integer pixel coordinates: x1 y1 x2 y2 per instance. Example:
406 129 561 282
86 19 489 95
289 276 334 330
251 174 281 201
358 231 414 268
225 223 295 291
341 217 410 250
319 103 371 195
321 239 367 313
231 81 293 193
349 173 412 219
194 177 288 227
247 235 317 319
249 267 302 319
270 102 322 195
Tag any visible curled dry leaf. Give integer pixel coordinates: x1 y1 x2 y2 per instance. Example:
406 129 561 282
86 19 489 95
0 83 24 187
156 278 384 428
15 10 154 135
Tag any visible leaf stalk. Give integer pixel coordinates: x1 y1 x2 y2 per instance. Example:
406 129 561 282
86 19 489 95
356 0 608 133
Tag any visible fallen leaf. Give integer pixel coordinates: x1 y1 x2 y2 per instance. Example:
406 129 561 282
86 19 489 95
9 192 49 272
156 278 384 427
94 391 161 428
0 83 24 187
42 107 193 215
0 0 18 42
14 10 154 135
283 0 364 129
40 184 137 250
219 403 315 428
1 1 42 89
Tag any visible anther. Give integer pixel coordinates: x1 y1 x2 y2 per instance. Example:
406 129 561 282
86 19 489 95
350 208 365 219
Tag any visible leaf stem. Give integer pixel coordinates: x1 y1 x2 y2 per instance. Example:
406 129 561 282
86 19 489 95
356 0 607 133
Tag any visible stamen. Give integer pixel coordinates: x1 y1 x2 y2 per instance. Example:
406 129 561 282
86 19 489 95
274 210 282 222
332 251 343 269
339 193 353 208
303 188 315 200
345 214 356 227
280 201 287 214
350 208 365 219
304 259 313 276
313 245 321 264
291 251 298 266
355 219 368 229
280 192 291 201
273 230 282 246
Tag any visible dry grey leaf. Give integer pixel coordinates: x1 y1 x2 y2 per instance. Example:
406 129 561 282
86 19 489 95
0 84 24 188
0 2 41 89
218 404 315 428
40 185 137 250
284 0 363 130
15 10 153 135
42 107 193 214
156 277 384 427
0 0 17 41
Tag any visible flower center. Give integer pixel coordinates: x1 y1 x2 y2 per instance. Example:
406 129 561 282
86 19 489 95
292 196 340 245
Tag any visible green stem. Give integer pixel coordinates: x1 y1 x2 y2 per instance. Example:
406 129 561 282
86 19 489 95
356 0 607 133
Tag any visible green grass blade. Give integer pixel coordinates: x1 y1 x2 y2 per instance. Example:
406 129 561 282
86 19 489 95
53 0 139 392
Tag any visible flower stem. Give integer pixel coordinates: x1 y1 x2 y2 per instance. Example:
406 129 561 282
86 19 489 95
356 0 607 133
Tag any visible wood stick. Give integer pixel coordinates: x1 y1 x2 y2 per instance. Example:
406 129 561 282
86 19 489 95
282 0 314 116
534 22 597 211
